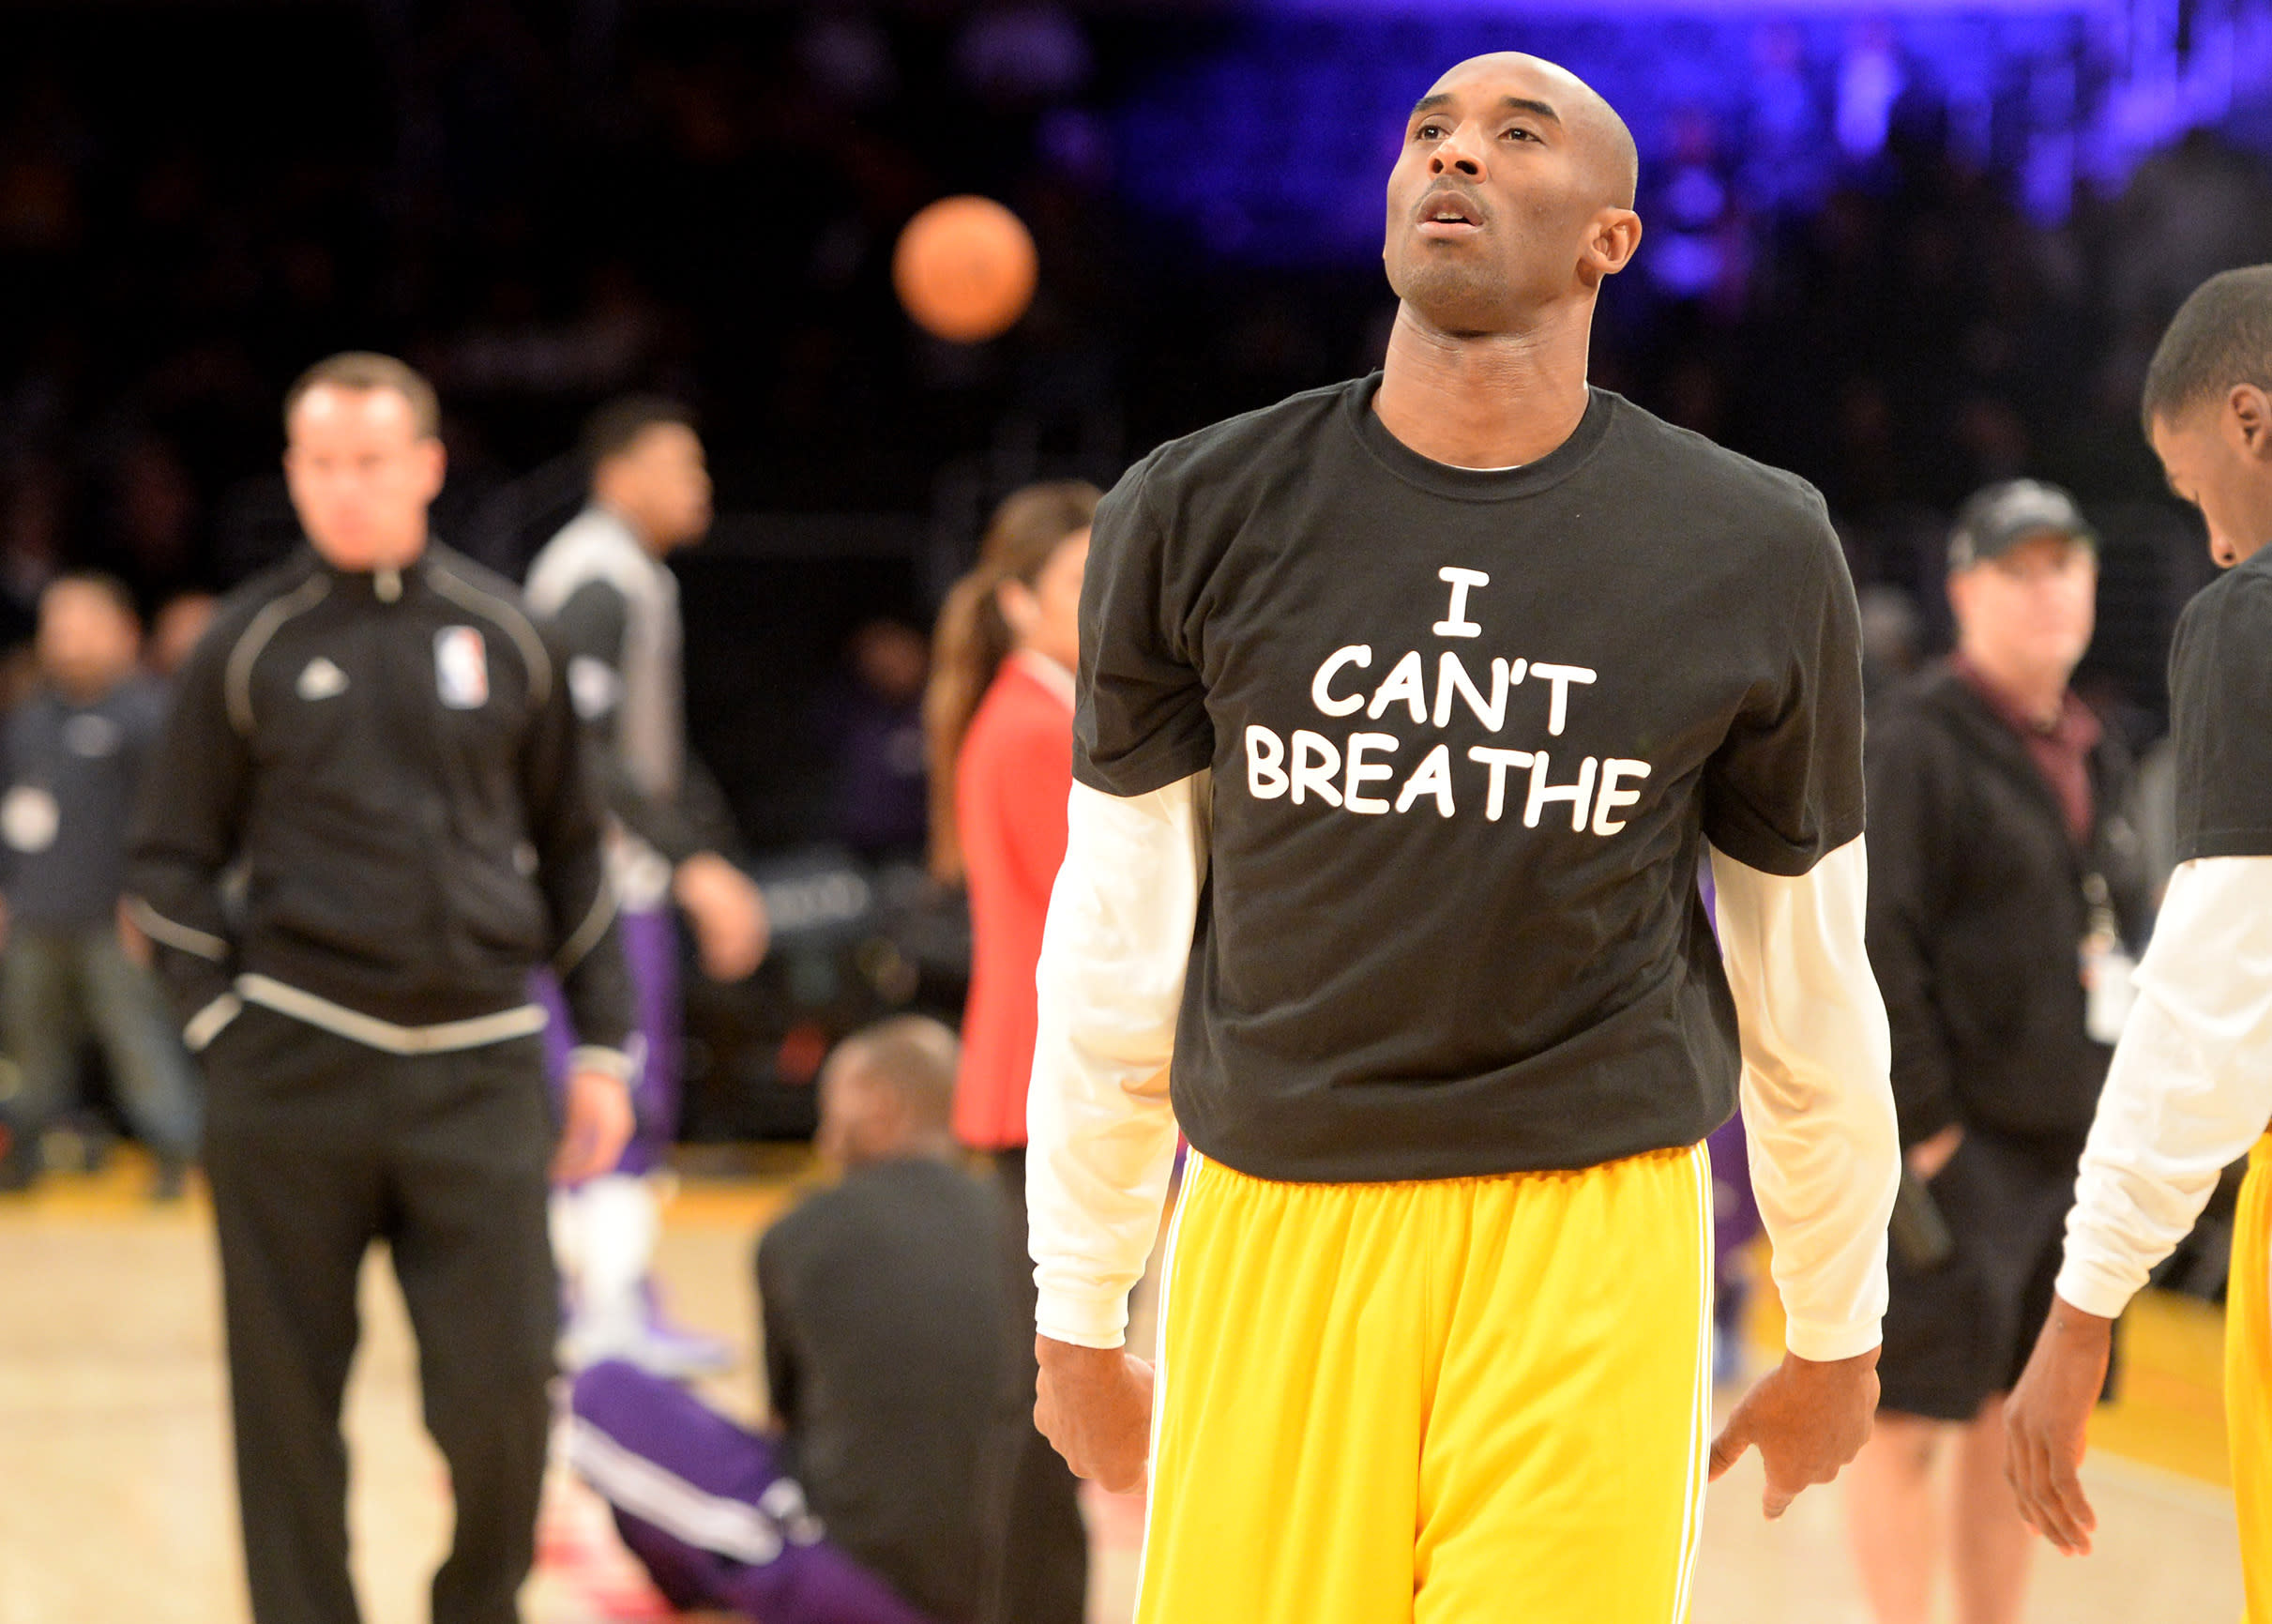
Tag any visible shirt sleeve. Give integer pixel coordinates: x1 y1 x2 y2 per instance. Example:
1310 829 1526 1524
126 621 250 1043
549 579 734 864
1700 504 1868 876
1072 463 1216 799
2170 574 2272 861
1026 771 1207 1349
756 1229 801 1432
1859 713 1961 1146
2054 856 2272 1318
1710 836 1901 1361
520 621 636 1063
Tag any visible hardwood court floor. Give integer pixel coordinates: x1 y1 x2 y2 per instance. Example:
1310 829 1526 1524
0 1152 2245 1624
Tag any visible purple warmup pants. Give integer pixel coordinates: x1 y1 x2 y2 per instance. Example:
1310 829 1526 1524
1696 861 1763 1326
538 905 680 1177
1708 1115 1762 1304
568 1361 939 1624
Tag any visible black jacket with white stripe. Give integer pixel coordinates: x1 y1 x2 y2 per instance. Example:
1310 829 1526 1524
129 541 634 1059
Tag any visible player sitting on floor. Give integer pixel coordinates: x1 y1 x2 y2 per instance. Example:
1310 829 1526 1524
568 1016 1012 1624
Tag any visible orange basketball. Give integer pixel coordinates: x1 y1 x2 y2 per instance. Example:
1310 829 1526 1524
892 195 1038 344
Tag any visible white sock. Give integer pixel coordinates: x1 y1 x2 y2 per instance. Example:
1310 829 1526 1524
566 1175 660 1343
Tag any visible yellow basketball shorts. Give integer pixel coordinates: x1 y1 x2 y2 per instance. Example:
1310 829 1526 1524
2229 1135 2272 1623
1136 1143 1715 1624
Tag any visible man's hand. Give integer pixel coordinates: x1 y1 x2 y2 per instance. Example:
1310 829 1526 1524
1035 1335 1154 1495
1709 1345 1880 1518
552 1070 634 1183
2004 1295 2112 1556
673 852 769 982
1906 1124 1963 1181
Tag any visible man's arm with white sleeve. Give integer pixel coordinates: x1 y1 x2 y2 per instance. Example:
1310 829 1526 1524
1706 834 1902 1517
2054 856 2272 1317
1710 835 1901 1359
2006 855 2272 1554
1026 772 1205 1493
1025 771 1206 1348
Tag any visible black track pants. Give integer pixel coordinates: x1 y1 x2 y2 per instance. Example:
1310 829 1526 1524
201 1006 558 1624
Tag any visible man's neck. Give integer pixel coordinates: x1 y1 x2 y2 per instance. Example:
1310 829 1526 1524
1371 301 1595 470
1955 644 2068 728
597 499 669 561
842 1136 958 1174
317 531 430 573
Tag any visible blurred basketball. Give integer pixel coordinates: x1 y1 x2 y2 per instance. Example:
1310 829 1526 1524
892 196 1038 344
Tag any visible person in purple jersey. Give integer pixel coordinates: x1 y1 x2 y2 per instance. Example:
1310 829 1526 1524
526 397 769 1377
568 1017 1012 1624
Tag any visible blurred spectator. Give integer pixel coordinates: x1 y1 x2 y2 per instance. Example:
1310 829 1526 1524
819 618 931 863
568 1016 1005 1624
923 479 1098 1624
1846 481 2151 1624
0 9 2268 858
144 590 216 679
525 395 768 1377
0 574 198 1196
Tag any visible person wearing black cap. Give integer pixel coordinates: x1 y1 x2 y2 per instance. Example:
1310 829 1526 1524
1842 479 2151 1624
128 352 637 1624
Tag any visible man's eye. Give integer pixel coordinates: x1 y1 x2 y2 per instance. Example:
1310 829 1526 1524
1416 122 1443 140
1505 127 1538 143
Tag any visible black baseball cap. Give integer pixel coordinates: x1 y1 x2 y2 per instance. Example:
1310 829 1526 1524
1947 479 2099 571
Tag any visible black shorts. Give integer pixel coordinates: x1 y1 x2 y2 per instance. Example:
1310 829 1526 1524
1877 1127 2121 1423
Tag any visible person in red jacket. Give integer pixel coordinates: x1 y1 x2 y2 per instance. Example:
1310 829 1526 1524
923 480 1098 1624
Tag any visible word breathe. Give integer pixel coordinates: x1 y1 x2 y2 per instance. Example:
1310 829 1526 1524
1242 568 1650 835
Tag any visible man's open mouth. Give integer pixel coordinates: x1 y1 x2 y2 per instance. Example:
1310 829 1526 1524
1417 190 1484 235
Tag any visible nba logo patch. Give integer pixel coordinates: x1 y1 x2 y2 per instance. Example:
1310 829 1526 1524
434 626 490 709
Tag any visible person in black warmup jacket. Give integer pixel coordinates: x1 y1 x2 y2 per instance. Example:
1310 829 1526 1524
129 352 637 1624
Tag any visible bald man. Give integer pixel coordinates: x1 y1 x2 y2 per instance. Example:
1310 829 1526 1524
1023 53 1900 1623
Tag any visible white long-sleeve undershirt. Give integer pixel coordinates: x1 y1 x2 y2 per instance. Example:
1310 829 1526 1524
1027 776 1901 1359
2053 856 2272 1321
1026 775 1205 1349
1708 839 1900 1361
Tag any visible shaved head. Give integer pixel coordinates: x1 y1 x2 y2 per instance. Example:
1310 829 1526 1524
1423 53 1639 209
1384 51 1643 338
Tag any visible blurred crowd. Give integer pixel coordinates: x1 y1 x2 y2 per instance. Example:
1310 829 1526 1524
3 4 2269 748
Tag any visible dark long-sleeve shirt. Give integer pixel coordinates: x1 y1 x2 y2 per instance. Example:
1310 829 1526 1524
756 1157 1008 1624
128 542 633 1054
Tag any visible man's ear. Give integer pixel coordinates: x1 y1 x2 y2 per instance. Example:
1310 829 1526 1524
416 436 448 504
1580 209 1643 286
2229 384 2272 462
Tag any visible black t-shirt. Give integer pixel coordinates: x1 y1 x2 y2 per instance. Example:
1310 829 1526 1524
1076 376 1866 1182
2169 544 2272 862
757 1158 1007 1623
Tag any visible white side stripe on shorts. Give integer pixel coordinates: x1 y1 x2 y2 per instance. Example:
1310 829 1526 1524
1128 1151 1199 1619
565 1417 784 1565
